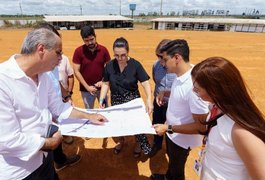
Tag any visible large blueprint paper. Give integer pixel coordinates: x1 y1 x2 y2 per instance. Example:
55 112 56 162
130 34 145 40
59 98 156 138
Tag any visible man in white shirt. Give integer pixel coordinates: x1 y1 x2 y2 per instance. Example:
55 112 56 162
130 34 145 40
0 28 107 180
58 54 74 98
153 39 209 180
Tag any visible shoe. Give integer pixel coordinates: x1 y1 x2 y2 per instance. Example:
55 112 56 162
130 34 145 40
133 150 141 158
133 144 141 158
150 173 165 180
63 136 74 144
148 145 161 158
113 141 124 154
54 155 81 172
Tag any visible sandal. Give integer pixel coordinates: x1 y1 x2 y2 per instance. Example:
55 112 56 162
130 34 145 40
113 141 124 154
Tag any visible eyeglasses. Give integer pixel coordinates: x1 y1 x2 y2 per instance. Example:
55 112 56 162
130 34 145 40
114 53 127 60
156 54 163 59
55 50 63 57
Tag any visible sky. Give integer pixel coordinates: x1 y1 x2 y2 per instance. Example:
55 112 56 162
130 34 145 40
0 0 264 16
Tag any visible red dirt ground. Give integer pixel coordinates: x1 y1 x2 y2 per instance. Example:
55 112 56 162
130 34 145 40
0 28 265 180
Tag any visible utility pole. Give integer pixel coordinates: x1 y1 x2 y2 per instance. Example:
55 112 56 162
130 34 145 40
19 0 23 18
80 5 82 15
119 0 121 15
160 0 163 16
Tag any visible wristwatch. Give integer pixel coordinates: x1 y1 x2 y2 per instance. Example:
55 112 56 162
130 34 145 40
167 125 174 134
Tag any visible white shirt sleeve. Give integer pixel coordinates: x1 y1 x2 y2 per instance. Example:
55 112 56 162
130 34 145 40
189 89 209 114
46 74 73 122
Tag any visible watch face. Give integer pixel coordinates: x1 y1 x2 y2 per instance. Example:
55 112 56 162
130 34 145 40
167 125 173 134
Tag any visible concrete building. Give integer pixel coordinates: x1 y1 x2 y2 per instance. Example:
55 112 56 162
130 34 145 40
44 15 133 29
151 18 265 33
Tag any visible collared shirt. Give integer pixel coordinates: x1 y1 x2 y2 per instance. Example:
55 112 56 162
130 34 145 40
58 54 74 90
73 44 110 91
166 65 209 149
0 55 73 179
152 60 176 101
47 66 61 97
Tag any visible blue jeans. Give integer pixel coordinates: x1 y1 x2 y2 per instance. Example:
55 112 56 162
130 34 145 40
81 91 108 109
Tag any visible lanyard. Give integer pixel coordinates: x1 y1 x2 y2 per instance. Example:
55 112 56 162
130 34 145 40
203 106 224 145
197 106 224 164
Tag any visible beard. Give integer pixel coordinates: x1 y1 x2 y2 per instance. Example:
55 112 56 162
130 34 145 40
87 43 96 49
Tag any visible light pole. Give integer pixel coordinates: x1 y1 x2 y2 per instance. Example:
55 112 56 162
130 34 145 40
19 0 23 18
160 0 163 16
120 0 121 15
80 5 82 15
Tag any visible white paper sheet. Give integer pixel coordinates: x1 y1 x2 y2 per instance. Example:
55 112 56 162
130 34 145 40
59 98 156 138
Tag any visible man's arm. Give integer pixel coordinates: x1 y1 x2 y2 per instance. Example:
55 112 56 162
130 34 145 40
67 74 74 93
41 131 62 151
69 108 108 125
72 63 97 95
156 90 171 106
153 113 208 136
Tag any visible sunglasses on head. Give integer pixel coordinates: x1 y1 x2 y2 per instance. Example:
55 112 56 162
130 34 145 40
156 54 163 59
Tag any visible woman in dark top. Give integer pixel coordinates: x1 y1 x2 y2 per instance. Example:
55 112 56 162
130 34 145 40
99 37 153 157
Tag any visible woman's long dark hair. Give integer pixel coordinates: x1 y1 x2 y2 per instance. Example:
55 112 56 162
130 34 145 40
192 57 265 142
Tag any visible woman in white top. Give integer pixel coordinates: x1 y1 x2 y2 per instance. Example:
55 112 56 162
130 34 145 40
191 57 265 180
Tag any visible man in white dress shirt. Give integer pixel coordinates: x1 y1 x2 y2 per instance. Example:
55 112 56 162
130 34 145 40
0 28 107 180
153 39 209 180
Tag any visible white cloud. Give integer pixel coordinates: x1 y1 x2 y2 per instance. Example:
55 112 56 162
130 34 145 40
0 0 264 15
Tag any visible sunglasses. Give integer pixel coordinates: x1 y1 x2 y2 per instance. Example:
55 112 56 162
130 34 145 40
156 54 163 59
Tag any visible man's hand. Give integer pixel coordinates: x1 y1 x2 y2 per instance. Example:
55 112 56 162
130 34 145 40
153 124 168 136
87 85 98 95
156 91 165 107
88 113 108 125
94 81 102 89
41 131 63 151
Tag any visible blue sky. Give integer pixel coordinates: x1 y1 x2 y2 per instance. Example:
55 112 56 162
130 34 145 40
1 0 264 15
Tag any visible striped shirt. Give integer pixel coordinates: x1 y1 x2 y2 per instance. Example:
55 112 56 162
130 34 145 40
152 60 176 101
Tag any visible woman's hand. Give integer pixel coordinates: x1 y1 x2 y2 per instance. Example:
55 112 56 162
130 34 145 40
146 98 153 114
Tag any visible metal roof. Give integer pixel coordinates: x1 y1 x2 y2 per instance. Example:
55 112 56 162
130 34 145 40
151 17 265 25
44 15 133 22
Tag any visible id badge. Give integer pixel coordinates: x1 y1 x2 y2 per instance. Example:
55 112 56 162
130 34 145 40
193 159 202 176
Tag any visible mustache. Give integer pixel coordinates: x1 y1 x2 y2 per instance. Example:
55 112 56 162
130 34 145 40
87 44 95 48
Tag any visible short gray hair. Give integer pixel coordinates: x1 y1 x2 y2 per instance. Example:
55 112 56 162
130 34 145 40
21 28 59 54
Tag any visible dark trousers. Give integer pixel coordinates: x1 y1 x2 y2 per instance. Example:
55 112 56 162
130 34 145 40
53 143 67 164
165 135 190 180
23 152 59 180
152 99 168 148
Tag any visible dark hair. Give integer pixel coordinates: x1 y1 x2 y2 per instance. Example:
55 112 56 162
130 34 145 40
113 37 129 52
35 22 60 37
80 25 95 39
160 39 190 62
191 57 265 142
155 39 171 54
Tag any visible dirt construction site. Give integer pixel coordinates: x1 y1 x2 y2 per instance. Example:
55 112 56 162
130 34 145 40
0 27 265 179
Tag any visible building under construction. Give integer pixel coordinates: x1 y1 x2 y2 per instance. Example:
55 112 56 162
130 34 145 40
151 17 265 33
44 15 133 30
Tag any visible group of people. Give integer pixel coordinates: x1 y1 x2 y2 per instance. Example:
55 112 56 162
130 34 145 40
0 23 264 180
